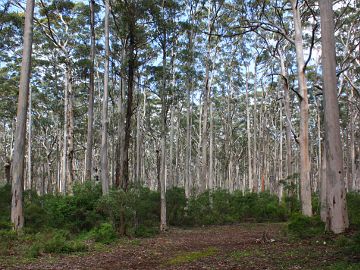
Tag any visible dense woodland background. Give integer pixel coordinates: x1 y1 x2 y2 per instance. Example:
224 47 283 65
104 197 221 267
0 0 360 267
2 0 359 195
0 0 359 230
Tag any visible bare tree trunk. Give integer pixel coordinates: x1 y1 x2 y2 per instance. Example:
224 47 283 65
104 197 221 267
320 147 327 222
349 88 356 191
66 64 74 192
290 0 312 216
185 77 192 198
279 97 283 200
209 101 214 192
135 96 142 184
84 0 96 181
319 0 349 233
26 85 32 190
100 0 110 195
11 0 35 231
115 48 126 188
279 49 293 179
252 63 258 193
168 106 175 188
246 65 252 192
61 68 68 194
122 20 136 191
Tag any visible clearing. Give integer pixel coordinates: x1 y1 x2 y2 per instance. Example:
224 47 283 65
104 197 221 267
1 223 355 270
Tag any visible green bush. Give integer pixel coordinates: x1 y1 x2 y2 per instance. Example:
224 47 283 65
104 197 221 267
347 192 360 229
0 184 11 228
343 232 360 257
0 229 17 255
44 182 104 232
134 225 159 238
97 188 136 234
166 187 187 225
90 223 117 244
288 213 325 238
27 230 88 257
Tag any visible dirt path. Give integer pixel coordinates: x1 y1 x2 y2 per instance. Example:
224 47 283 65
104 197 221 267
4 224 344 270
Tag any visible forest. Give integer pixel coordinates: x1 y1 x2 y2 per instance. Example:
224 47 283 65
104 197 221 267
0 0 359 269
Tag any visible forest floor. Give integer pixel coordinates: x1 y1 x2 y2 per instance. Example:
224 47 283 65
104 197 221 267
1 223 358 270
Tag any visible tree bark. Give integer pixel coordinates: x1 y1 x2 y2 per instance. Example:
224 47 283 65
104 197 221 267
84 0 96 181
11 0 35 231
245 65 252 192
100 0 110 195
319 0 349 233
290 0 312 216
122 18 136 191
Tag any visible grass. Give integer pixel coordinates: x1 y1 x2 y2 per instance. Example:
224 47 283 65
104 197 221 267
167 247 218 265
230 248 264 260
319 261 360 270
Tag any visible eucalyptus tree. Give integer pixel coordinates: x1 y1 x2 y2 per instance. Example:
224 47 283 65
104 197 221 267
319 0 349 234
100 0 110 195
35 0 91 193
84 0 96 181
11 0 35 231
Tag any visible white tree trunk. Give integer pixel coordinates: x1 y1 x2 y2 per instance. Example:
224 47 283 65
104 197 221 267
319 0 349 233
11 0 35 231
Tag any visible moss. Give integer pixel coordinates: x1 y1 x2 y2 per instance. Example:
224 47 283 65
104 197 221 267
168 247 218 265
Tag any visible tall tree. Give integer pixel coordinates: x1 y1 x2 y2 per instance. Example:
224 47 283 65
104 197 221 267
84 0 96 181
319 0 349 233
290 0 312 216
101 0 110 195
11 0 35 231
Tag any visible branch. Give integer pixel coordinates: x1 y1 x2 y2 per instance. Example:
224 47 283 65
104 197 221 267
304 23 318 69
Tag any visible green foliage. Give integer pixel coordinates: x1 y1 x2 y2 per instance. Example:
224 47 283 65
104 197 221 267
347 192 360 229
24 190 48 232
44 182 103 232
0 230 17 255
167 247 218 265
0 185 11 229
166 187 187 225
341 232 360 258
89 223 117 244
134 225 159 238
288 214 325 238
166 189 288 227
27 230 88 258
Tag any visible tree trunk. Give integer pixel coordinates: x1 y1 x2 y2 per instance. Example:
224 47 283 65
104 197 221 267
291 0 312 216
26 85 32 190
100 0 110 195
122 20 136 191
84 0 96 181
66 64 74 192
252 62 258 193
246 65 252 192
209 101 214 191
160 20 167 231
319 0 349 233
11 0 35 231
279 49 293 179
115 48 126 188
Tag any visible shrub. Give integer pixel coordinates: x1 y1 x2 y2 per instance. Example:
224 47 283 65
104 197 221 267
90 223 117 244
97 188 136 235
288 214 324 238
134 225 159 238
27 230 88 257
0 184 11 228
166 188 187 226
44 182 104 232
347 192 360 229
343 232 360 258
0 229 17 255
